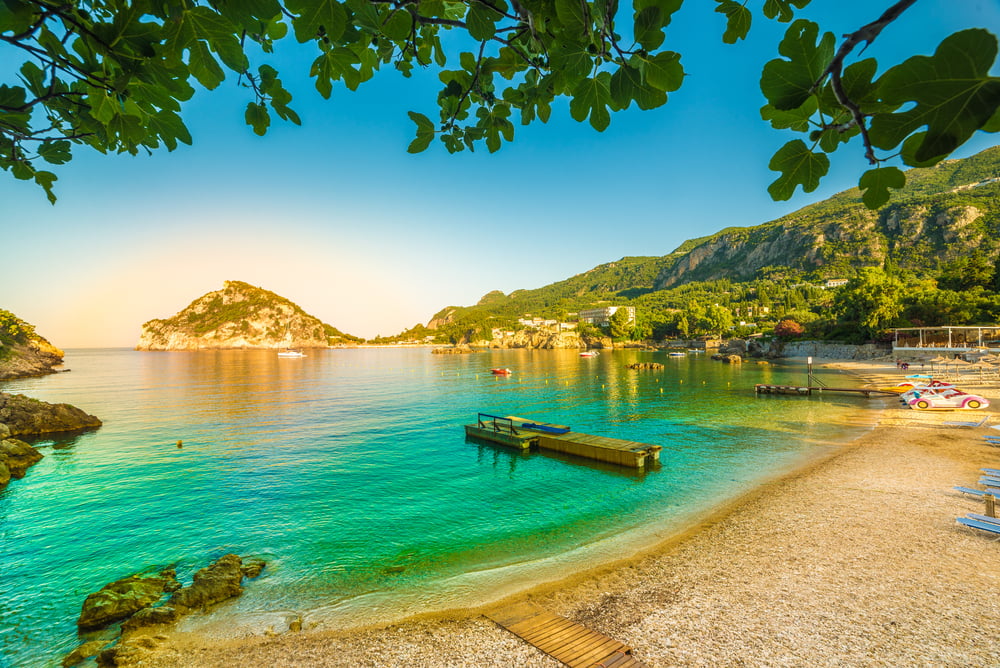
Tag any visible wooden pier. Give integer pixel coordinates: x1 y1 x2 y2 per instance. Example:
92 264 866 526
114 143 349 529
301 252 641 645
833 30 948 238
465 414 662 469
487 601 645 667
754 384 897 398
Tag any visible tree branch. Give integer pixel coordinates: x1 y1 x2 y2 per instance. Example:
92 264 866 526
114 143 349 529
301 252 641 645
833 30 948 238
812 0 919 165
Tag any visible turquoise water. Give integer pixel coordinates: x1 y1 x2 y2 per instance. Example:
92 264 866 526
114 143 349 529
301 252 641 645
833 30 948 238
0 348 875 666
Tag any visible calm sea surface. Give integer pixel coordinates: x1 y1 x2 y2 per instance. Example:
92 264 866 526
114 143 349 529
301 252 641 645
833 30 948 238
0 348 877 666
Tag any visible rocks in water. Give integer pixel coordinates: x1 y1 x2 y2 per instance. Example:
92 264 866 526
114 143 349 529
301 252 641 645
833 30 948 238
77 572 179 630
0 437 43 491
61 640 108 667
723 354 743 364
627 362 665 370
168 554 246 611
0 391 101 438
121 605 179 631
74 552 267 667
241 557 266 579
431 346 475 354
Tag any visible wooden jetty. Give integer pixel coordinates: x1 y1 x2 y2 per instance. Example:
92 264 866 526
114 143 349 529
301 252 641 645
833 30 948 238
754 384 897 398
487 601 645 668
465 413 662 469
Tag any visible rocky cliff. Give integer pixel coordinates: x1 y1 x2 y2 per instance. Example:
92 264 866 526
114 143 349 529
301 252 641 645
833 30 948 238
0 310 65 380
136 281 344 351
653 148 1000 289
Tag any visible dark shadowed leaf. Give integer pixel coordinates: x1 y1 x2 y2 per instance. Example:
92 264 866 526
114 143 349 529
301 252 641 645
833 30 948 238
869 29 1000 163
858 166 905 209
715 0 751 44
761 19 834 111
767 138 829 200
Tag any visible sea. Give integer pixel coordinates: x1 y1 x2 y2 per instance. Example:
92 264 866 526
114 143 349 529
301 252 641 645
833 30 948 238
0 347 878 666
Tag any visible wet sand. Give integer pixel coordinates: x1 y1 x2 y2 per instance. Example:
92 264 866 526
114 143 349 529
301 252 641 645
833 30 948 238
121 361 1000 667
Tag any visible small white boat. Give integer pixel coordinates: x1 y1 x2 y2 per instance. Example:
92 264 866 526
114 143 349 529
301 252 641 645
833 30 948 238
668 352 686 357
579 351 599 357
277 349 306 358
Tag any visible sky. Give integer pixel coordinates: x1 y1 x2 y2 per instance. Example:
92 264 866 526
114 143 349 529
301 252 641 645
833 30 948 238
1 0 999 347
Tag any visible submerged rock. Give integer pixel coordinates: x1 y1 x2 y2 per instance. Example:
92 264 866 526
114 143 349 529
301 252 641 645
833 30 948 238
0 392 101 438
169 554 245 611
61 640 109 667
626 362 665 370
77 574 175 630
241 557 267 579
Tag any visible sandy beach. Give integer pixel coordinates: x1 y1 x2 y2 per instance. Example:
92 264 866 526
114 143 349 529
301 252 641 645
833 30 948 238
120 361 1000 667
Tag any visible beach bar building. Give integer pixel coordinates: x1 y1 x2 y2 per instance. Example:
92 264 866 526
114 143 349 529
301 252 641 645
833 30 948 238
892 326 1000 354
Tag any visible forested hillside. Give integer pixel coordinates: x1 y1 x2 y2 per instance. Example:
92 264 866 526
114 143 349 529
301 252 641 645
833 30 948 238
384 147 1000 345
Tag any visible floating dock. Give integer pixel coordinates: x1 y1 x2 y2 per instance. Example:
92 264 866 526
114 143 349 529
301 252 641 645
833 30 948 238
465 414 662 469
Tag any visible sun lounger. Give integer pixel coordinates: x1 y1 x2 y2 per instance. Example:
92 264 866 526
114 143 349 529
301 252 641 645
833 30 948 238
956 516 1000 537
954 486 1000 497
982 468 1000 476
966 513 1000 525
944 416 991 427
980 477 1000 486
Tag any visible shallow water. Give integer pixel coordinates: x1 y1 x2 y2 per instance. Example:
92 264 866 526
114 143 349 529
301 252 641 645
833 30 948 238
0 348 875 666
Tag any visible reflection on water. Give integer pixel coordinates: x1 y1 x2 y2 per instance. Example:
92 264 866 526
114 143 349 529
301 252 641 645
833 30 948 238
0 348 874 666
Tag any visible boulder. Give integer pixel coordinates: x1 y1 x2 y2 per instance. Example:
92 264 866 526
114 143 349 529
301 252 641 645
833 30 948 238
723 354 743 364
121 605 179 631
169 554 244 611
0 438 43 477
77 574 174 630
62 640 108 667
0 392 101 437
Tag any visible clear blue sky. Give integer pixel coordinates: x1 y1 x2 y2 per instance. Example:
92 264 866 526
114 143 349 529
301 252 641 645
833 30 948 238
1 0 998 346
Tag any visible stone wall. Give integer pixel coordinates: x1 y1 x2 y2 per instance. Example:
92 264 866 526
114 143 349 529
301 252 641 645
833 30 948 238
747 339 890 360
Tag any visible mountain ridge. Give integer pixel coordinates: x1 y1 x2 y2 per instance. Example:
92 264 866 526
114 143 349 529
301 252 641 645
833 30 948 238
401 146 1000 342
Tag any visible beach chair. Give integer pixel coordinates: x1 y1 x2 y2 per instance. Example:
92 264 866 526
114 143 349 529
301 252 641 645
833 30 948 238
944 416 991 428
982 468 1000 476
979 477 1000 486
956 516 1000 539
966 513 1000 525
954 486 1000 497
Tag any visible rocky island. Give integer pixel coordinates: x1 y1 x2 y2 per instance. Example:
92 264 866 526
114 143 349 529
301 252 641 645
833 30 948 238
136 280 359 351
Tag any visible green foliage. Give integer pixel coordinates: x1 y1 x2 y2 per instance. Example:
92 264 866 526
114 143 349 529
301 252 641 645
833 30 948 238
608 308 632 340
937 251 995 292
0 308 37 346
2 2 996 204
832 267 903 337
761 18 999 202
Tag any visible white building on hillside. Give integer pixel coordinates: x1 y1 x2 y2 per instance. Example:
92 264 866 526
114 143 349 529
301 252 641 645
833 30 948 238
579 306 635 327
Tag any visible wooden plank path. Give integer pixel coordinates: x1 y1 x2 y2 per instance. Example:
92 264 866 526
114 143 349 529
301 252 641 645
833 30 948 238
487 602 645 668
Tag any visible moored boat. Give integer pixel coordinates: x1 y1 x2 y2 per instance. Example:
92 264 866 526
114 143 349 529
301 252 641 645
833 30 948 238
491 368 513 375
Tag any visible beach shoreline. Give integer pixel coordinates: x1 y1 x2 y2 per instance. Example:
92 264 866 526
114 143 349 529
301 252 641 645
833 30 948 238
119 360 1000 667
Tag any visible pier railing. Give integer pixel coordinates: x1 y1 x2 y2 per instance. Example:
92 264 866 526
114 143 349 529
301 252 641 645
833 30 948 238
477 413 518 435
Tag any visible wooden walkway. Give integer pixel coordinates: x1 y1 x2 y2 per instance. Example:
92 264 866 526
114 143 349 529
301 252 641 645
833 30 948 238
487 602 646 667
